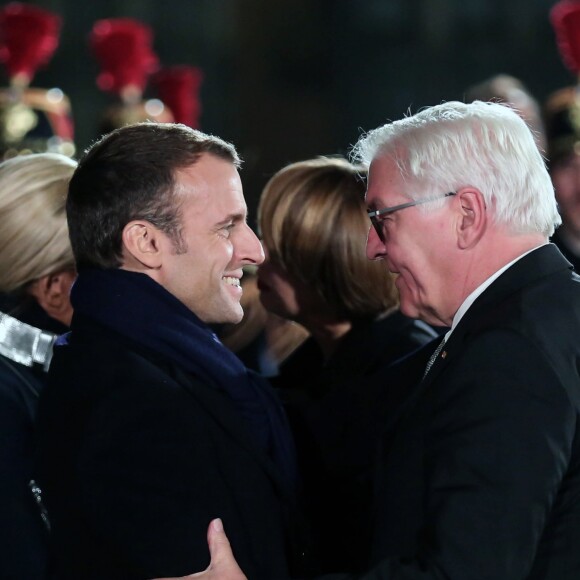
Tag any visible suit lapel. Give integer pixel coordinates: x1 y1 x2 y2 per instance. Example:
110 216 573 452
375 340 437 446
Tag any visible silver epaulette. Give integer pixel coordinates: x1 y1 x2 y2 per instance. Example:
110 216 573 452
0 310 57 372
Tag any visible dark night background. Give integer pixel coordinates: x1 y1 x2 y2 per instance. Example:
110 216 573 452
0 0 573 220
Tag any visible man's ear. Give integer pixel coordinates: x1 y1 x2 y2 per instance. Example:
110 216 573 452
27 270 76 327
121 221 165 269
455 188 487 249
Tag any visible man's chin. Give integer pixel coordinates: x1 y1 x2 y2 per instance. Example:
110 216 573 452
229 312 244 325
226 303 244 325
204 302 244 326
398 292 421 320
399 302 418 320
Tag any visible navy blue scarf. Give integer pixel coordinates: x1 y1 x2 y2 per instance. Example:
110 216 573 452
70 268 297 486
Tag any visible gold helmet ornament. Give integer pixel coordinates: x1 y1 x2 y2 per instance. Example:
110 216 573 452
545 0 580 164
0 2 74 159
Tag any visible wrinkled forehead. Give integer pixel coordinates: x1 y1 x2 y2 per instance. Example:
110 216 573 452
365 153 409 206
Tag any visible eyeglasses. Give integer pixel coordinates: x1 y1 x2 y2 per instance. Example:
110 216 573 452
367 192 456 241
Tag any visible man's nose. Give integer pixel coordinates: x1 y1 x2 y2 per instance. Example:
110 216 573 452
366 224 386 261
241 225 265 265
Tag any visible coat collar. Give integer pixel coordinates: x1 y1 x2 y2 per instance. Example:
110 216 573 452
423 243 572 386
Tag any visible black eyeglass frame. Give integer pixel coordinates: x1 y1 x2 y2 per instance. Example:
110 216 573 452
367 192 456 240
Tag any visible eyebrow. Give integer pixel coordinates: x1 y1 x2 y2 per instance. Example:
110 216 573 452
215 211 247 227
364 187 386 210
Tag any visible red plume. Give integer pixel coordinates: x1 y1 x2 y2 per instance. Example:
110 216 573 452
0 2 61 84
90 18 159 99
152 65 204 128
551 0 580 75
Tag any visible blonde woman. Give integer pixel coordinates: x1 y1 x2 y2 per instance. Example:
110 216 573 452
0 152 76 579
257 157 437 573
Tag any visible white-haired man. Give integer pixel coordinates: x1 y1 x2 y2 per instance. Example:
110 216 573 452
163 101 580 579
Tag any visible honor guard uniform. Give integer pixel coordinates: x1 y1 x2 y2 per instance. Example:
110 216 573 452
89 17 174 136
544 0 580 270
0 2 74 159
152 65 204 129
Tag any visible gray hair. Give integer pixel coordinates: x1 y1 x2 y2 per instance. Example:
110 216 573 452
352 100 560 236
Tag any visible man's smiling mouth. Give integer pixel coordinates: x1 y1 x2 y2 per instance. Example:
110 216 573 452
223 276 240 287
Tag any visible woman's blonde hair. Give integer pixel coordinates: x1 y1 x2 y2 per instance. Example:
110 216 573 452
258 157 398 321
0 153 77 293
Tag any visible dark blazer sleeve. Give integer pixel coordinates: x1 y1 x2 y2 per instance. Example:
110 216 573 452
356 328 575 579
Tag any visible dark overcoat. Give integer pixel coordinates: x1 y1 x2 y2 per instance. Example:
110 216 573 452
36 314 301 580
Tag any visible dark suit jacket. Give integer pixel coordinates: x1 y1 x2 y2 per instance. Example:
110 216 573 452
35 314 301 580
356 244 580 579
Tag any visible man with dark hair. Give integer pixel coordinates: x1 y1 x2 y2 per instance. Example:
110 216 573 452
35 122 300 580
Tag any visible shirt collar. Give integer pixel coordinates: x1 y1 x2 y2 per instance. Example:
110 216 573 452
446 243 546 341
